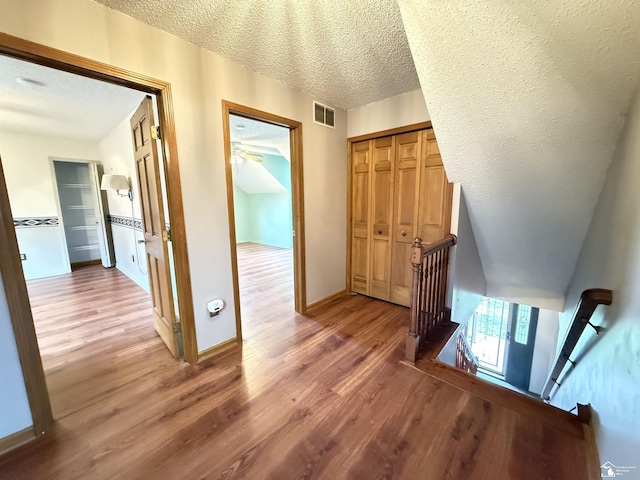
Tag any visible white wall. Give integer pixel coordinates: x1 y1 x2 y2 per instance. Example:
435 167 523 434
347 89 429 138
448 184 486 325
436 323 464 367
0 130 101 279
437 185 486 368
97 114 149 291
550 88 640 474
0 273 33 439
528 308 558 395
1 0 348 353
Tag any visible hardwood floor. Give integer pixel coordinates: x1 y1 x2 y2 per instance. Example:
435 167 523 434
236 242 294 332
0 250 592 479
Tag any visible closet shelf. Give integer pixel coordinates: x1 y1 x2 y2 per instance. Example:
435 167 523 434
71 244 100 251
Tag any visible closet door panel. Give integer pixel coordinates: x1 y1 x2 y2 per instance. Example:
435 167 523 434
351 141 371 294
370 136 394 300
418 130 453 243
390 131 422 307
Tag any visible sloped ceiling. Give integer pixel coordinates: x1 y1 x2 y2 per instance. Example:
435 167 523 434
398 0 640 309
92 0 420 109
229 114 290 194
232 159 286 195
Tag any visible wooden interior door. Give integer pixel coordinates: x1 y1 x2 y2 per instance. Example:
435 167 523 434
351 140 371 295
131 96 179 358
417 129 453 243
369 136 395 300
390 131 423 306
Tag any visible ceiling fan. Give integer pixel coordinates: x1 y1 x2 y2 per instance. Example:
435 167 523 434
231 141 263 163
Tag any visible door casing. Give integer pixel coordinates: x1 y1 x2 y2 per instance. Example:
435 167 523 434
0 32 197 449
221 101 306 347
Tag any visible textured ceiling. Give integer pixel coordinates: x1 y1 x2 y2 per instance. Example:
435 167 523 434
398 0 640 309
0 55 144 140
93 0 421 109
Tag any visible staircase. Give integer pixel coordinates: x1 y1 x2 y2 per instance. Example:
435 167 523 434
403 235 603 479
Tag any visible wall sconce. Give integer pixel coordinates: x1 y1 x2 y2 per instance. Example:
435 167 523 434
101 174 133 201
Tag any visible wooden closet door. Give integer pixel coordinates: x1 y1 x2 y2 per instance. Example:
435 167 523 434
351 140 372 295
370 136 395 300
417 129 453 243
390 131 423 306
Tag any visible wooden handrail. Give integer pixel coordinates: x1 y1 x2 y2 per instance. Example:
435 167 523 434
541 288 612 400
406 234 457 363
420 234 458 257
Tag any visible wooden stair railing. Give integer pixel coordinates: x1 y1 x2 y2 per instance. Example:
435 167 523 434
456 333 478 375
406 234 457 363
541 288 612 401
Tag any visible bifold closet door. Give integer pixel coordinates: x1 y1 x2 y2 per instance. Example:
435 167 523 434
418 129 452 243
350 140 371 295
350 128 452 308
390 131 423 306
369 136 395 300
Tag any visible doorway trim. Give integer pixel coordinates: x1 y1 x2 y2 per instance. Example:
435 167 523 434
0 32 198 445
221 101 306 343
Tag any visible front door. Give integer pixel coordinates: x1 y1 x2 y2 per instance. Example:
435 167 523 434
130 96 180 358
505 304 539 390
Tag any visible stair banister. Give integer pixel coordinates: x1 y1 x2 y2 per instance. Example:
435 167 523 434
406 234 457 363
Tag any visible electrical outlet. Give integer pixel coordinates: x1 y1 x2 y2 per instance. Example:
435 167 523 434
20 253 26 261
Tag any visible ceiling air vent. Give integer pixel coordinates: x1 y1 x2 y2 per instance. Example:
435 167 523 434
313 101 335 128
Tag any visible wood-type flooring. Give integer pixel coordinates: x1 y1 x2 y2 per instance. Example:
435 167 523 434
0 243 591 479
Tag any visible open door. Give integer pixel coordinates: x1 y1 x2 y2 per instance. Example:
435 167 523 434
130 96 180 358
89 162 115 268
505 304 539 390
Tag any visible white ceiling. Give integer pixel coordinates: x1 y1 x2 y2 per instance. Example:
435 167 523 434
93 0 421 110
0 55 145 141
229 114 290 160
398 0 640 309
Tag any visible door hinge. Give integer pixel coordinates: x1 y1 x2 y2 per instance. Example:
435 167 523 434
172 322 182 334
151 125 161 140
162 229 171 242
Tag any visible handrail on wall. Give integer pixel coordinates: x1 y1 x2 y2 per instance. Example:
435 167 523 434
541 288 612 401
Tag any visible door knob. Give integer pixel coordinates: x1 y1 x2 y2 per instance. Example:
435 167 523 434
137 239 147 244
401 231 407 237
378 229 382 234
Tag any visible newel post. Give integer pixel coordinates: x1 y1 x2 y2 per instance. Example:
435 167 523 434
406 237 423 363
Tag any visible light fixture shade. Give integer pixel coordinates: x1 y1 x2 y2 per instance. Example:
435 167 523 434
101 174 130 192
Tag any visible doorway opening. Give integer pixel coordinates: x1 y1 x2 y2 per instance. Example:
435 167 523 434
465 297 540 393
1 55 181 420
0 33 196 440
52 159 113 270
222 102 306 343
230 114 294 325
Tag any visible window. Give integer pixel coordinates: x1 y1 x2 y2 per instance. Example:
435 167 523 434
514 305 532 345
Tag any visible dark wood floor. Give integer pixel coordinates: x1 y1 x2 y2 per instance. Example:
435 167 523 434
0 245 591 479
